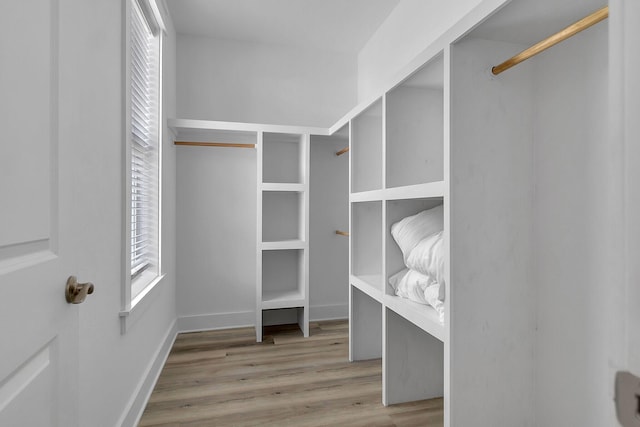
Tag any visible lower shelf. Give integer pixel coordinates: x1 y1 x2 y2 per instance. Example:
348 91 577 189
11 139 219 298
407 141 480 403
383 294 445 342
350 274 383 303
261 289 305 310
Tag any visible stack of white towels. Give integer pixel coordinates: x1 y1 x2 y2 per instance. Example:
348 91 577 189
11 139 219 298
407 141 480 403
389 205 445 324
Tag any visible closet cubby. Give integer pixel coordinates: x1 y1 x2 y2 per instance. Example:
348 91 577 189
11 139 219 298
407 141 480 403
384 198 445 339
385 198 443 296
262 132 305 184
383 308 444 406
350 286 382 361
351 98 383 193
261 249 305 310
261 191 303 243
351 201 383 296
386 53 444 189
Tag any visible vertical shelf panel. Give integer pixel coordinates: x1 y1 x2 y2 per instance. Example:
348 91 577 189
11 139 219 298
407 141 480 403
256 132 264 342
449 34 535 427
386 53 444 189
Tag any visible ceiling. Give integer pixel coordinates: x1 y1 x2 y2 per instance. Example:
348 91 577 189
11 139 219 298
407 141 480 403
165 0 400 53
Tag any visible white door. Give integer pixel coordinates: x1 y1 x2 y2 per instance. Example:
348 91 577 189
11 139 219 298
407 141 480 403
0 1 84 426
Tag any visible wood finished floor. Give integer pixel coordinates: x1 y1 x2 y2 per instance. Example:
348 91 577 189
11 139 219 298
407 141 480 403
139 320 443 427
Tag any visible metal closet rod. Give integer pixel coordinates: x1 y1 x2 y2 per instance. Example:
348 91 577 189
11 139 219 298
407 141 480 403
174 141 256 148
491 5 608 75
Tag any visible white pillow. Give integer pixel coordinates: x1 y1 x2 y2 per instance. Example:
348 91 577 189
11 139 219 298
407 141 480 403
406 230 445 301
390 205 444 263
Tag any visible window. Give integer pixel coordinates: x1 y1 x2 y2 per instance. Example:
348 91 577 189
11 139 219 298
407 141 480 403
128 0 162 302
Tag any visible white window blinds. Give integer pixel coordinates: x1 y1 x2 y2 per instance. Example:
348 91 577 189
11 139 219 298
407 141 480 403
130 0 160 290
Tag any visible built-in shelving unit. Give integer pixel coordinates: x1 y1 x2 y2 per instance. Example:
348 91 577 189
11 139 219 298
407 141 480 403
257 131 310 342
169 119 314 343
345 0 611 425
349 49 447 408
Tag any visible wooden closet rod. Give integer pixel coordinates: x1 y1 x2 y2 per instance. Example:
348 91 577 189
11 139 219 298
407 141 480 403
336 147 349 156
174 141 256 149
335 230 349 237
491 5 608 75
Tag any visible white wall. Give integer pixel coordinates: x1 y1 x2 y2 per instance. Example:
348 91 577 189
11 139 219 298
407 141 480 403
176 146 257 330
58 1 177 426
357 0 482 101
309 137 349 320
177 34 357 127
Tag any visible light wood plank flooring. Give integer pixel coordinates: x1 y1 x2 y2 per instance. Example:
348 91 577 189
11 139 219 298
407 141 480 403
139 320 443 426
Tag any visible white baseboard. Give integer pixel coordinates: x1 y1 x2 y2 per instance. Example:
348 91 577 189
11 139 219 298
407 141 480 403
178 305 347 333
177 310 254 333
310 303 348 321
118 319 177 427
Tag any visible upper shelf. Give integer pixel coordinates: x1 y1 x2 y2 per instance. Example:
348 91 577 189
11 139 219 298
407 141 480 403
168 118 329 137
350 181 445 203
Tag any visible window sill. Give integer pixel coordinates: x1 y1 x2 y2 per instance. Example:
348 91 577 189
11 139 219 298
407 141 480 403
119 273 165 334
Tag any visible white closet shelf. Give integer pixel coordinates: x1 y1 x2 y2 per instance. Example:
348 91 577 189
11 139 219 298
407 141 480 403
169 118 329 136
261 289 305 310
261 240 306 250
384 294 445 342
350 189 385 203
350 181 444 203
261 183 305 192
350 275 383 303
385 181 444 200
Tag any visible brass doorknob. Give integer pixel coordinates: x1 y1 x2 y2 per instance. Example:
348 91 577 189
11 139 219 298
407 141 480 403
65 276 94 304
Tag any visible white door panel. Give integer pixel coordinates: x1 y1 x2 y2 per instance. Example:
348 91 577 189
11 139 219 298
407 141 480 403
0 0 79 426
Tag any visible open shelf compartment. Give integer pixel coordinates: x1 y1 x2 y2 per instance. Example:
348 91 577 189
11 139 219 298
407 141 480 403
351 98 383 193
350 285 382 361
262 132 305 184
262 191 304 242
385 198 444 336
386 53 444 189
351 201 383 293
261 249 305 310
383 307 444 406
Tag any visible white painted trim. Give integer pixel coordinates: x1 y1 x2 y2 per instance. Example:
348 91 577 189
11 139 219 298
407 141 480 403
118 319 177 427
168 118 330 137
119 274 167 334
309 304 348 321
176 306 347 334
177 311 255 333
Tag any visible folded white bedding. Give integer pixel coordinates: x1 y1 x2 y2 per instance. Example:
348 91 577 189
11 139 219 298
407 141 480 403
406 230 445 301
388 268 445 324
